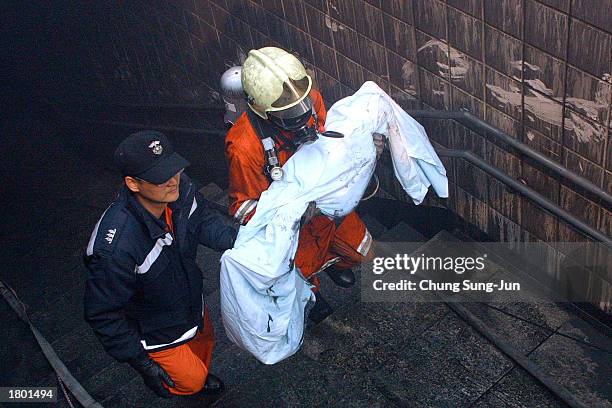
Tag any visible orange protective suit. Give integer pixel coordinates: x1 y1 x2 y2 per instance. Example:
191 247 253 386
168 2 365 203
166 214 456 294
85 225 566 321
148 308 215 395
225 90 373 286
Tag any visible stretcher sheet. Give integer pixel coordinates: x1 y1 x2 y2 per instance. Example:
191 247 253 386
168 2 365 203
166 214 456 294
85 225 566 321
220 81 448 364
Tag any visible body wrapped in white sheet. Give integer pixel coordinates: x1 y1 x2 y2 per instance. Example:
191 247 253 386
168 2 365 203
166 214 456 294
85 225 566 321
220 82 448 364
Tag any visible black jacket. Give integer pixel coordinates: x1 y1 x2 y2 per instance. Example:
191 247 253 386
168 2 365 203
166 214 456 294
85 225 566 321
84 174 236 362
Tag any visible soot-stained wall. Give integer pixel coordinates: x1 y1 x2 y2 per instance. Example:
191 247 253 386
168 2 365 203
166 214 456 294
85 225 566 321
11 1 611 309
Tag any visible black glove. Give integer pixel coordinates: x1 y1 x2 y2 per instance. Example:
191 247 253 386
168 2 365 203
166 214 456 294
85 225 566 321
128 353 175 398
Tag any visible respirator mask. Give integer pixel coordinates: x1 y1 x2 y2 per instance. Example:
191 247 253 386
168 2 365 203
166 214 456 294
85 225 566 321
268 97 343 146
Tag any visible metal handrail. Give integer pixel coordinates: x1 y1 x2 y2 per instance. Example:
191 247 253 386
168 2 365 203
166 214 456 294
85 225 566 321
408 110 612 207
67 103 611 206
437 147 612 247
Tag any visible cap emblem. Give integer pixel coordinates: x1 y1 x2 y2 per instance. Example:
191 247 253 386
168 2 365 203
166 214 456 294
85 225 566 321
148 140 163 155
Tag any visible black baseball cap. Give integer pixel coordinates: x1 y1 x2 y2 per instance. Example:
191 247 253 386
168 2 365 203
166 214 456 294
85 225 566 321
114 130 190 184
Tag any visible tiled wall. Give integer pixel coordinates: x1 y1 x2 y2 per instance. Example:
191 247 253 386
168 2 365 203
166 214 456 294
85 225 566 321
43 1 610 309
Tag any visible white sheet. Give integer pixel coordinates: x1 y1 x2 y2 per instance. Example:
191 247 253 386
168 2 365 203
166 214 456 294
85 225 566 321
220 81 448 364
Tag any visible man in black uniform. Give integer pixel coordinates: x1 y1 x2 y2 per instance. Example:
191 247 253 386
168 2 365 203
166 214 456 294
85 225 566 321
84 130 236 398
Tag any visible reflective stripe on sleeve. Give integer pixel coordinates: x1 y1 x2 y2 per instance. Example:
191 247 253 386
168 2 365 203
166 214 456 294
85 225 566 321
356 229 372 256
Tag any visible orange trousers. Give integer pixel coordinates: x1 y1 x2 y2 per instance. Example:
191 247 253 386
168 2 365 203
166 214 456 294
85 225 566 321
148 307 215 395
295 211 373 289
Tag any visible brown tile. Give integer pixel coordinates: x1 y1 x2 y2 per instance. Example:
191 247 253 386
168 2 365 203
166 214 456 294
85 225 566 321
563 149 605 186
416 30 449 78
523 85 563 141
382 13 416 61
485 68 522 120
194 0 215 25
304 0 326 9
488 177 522 223
382 0 414 24
572 0 612 34
198 18 219 44
287 26 313 63
333 25 361 62
358 34 388 77
457 187 490 232
488 209 523 243
522 160 560 202
314 68 343 105
355 1 384 43
389 84 421 110
328 0 356 29
447 7 482 59
363 68 389 91
487 142 521 222
524 126 563 163
419 68 451 109
524 0 568 59
448 0 482 18
452 122 487 156
538 0 569 12
487 141 522 177
260 0 284 17
557 221 591 243
608 135 612 172
250 28 268 49
336 52 362 90
449 47 484 98
565 67 611 126
422 119 454 148
484 0 523 39
283 0 308 31
208 0 227 9
484 25 522 80
568 19 612 79
414 0 447 39
452 86 485 119
212 2 231 30
521 198 559 241
601 207 611 237
387 51 418 96
564 109 607 164
312 38 338 78
486 106 521 139
456 159 489 201
560 185 600 229
266 12 289 45
228 15 253 49
523 45 565 99
305 4 333 45
245 2 269 35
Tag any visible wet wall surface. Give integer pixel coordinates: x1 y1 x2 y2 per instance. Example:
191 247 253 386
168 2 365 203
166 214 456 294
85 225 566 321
25 0 609 243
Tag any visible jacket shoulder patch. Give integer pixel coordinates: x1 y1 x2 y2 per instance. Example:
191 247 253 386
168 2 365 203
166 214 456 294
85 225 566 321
86 204 128 257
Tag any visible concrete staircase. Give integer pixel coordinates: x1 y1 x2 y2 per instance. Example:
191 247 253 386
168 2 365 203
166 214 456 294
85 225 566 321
2 181 610 407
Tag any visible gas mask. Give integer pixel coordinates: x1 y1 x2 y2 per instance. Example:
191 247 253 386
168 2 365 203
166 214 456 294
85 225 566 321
268 97 343 146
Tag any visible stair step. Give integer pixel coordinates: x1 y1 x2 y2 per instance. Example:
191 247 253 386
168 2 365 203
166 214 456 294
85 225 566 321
359 213 387 239
199 183 228 208
213 353 389 407
378 221 426 242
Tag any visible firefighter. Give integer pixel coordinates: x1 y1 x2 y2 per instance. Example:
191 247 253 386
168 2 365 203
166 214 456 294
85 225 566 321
224 47 374 323
84 131 236 398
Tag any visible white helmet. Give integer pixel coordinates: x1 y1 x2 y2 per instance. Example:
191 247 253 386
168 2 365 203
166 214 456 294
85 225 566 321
220 66 246 125
241 47 313 127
